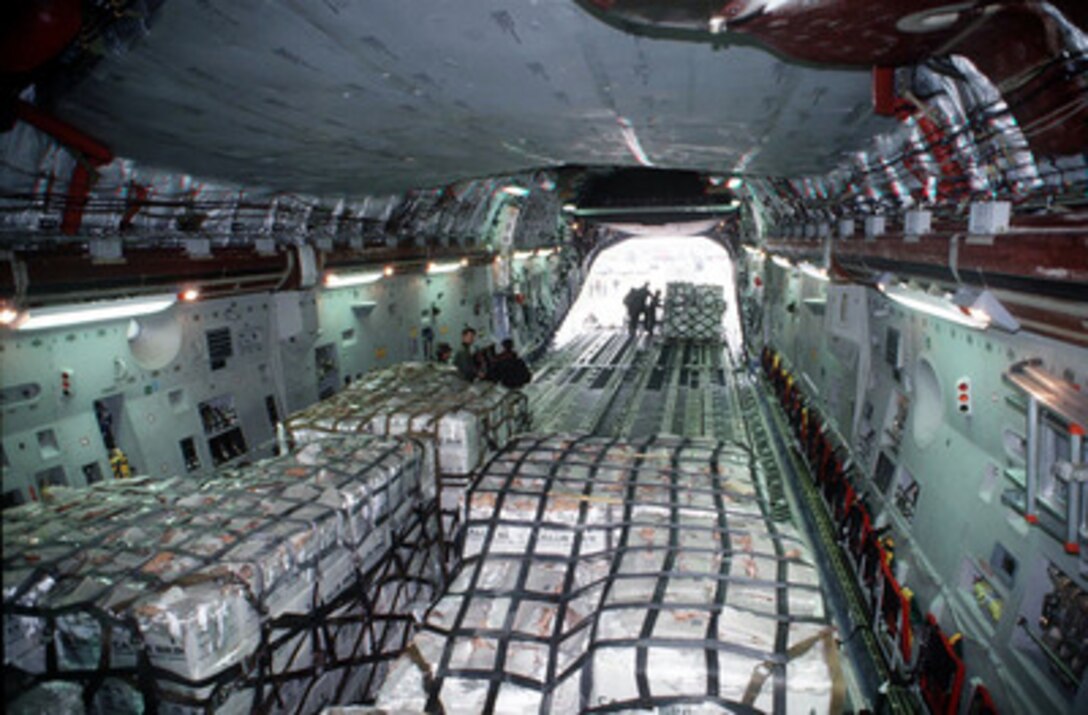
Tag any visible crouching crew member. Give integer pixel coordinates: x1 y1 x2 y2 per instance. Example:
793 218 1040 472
489 338 532 388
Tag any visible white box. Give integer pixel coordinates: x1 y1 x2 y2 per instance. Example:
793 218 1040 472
864 215 885 239
969 201 1010 235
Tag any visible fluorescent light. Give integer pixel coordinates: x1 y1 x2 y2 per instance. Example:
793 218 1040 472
513 250 536 260
562 203 577 212
741 245 764 257
952 287 1020 332
771 255 793 270
799 263 829 281
16 294 177 331
535 247 558 257
882 284 989 329
501 185 530 197
325 270 383 288
427 260 462 274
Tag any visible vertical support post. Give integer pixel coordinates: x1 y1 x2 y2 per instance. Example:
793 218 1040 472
872 66 898 117
1025 396 1040 524
1067 430 1084 553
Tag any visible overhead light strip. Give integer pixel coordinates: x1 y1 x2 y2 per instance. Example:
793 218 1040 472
14 294 178 331
798 262 829 281
882 284 990 330
325 270 384 288
570 204 740 217
427 259 468 274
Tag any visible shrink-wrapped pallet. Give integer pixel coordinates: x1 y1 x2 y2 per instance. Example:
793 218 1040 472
377 434 842 714
285 362 531 566
663 282 726 341
3 434 445 714
285 362 530 479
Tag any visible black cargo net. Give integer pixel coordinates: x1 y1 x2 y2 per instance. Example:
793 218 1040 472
3 435 447 714
382 434 843 713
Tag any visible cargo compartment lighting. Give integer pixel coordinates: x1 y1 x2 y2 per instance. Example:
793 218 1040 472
15 294 177 331
325 270 383 287
881 284 990 330
799 263 829 281
427 261 463 274
952 287 1020 332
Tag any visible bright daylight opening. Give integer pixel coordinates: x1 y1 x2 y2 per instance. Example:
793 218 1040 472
555 235 744 355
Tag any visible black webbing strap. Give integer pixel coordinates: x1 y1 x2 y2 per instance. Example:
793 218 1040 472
634 436 688 702
706 439 731 699
481 433 601 713
742 440 793 713
578 434 655 707
541 434 616 712
424 434 556 712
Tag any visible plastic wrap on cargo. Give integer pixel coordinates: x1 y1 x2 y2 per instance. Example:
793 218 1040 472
663 282 726 341
3 434 446 714
377 434 842 714
285 362 530 479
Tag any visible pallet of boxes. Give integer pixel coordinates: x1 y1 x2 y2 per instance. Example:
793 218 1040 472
283 361 532 566
4 435 443 714
3 363 531 714
374 434 845 714
663 282 727 341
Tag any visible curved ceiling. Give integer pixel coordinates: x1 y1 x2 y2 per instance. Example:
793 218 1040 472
51 0 895 197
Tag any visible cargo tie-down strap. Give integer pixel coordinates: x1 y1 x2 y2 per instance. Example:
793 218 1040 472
3 434 447 714
376 433 844 713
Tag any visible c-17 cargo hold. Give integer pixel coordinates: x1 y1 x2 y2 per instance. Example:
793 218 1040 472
2 2 1087 713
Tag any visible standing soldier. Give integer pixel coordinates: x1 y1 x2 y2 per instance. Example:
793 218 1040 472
623 286 641 335
455 328 478 381
645 289 661 337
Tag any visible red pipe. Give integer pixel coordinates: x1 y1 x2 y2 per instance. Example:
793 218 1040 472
15 100 113 165
872 66 898 117
15 100 114 236
60 162 91 236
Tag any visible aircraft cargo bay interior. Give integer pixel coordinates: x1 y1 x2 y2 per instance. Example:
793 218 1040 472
1 2 1086 714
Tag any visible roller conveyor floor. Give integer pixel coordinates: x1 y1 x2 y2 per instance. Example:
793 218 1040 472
526 330 744 441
